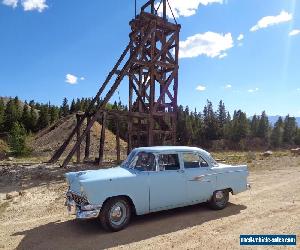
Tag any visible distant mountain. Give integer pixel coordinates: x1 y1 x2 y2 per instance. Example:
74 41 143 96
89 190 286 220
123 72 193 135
265 116 300 126
248 115 300 126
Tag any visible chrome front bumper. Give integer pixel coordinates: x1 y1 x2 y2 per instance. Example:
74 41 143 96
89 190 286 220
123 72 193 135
65 194 101 220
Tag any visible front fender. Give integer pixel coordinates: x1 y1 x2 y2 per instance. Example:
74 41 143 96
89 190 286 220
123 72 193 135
80 175 149 215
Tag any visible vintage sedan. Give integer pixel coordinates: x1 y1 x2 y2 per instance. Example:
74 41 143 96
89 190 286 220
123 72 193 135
65 146 250 231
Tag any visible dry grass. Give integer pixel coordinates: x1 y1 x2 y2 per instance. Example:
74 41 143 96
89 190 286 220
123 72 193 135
211 150 292 166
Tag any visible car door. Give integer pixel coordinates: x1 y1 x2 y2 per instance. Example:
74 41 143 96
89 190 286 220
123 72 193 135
148 153 187 212
181 152 215 204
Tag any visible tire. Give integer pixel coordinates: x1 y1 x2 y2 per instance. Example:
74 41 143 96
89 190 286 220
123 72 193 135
209 190 229 210
99 197 131 232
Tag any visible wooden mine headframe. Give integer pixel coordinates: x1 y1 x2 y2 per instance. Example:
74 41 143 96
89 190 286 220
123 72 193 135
49 0 181 167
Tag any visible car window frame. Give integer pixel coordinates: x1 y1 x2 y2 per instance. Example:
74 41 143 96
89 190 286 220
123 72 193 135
179 151 211 169
156 152 182 172
182 152 202 169
132 151 157 172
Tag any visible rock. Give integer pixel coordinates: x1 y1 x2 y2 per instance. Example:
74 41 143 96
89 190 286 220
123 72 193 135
290 148 300 156
262 151 273 157
7 157 15 161
19 190 28 196
0 152 6 161
6 191 19 200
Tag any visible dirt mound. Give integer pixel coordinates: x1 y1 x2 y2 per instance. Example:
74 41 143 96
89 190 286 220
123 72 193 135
30 114 127 162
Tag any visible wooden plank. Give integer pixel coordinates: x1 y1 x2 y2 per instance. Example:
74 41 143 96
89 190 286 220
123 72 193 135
127 116 133 154
76 115 81 163
84 116 91 159
98 112 107 164
116 120 121 163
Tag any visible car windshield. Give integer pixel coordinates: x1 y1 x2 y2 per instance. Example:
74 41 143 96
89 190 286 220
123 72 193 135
207 154 219 167
120 150 137 168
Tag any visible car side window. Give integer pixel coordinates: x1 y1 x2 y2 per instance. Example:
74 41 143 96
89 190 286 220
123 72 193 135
132 152 156 171
183 153 209 168
158 154 180 171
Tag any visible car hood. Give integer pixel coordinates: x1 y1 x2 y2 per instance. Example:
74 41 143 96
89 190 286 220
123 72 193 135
66 167 135 182
65 167 136 193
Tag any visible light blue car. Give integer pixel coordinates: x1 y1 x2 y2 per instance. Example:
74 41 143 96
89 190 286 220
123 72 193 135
65 146 250 231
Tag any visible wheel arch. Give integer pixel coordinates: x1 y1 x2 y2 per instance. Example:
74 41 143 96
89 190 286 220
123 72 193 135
101 195 137 215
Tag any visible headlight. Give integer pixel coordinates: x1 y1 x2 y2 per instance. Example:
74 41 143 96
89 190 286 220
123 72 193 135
80 185 84 193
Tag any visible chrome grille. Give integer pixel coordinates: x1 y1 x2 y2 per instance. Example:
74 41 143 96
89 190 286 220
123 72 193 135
67 192 88 205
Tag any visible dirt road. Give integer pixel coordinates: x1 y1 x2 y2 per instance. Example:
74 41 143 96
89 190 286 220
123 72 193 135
0 155 299 250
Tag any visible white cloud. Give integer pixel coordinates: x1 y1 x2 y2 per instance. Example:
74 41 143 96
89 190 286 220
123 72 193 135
2 0 48 11
225 84 232 89
196 85 206 91
65 74 85 84
297 88 300 92
289 29 300 36
21 0 48 12
66 74 78 85
237 34 244 41
155 0 223 18
2 0 18 8
179 32 234 59
248 88 259 93
250 11 292 32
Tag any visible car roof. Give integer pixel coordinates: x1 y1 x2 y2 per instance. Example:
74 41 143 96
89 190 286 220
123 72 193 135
134 146 209 154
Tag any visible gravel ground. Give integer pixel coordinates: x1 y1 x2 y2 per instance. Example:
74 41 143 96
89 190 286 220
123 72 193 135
0 155 299 250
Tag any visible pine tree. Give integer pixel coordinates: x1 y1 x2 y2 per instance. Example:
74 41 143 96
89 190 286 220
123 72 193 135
13 96 22 120
21 103 31 132
283 115 297 144
4 98 21 132
230 110 249 142
61 98 69 117
250 115 259 137
37 106 50 130
0 98 5 132
49 106 59 124
270 117 283 148
9 122 29 156
29 108 38 132
203 100 218 141
29 100 35 108
75 98 82 111
295 128 300 146
70 99 76 114
257 111 269 140
217 100 227 138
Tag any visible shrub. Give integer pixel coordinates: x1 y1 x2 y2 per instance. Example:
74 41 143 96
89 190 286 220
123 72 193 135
8 122 30 156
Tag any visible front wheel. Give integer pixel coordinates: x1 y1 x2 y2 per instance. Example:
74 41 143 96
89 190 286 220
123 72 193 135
209 190 229 210
100 197 131 232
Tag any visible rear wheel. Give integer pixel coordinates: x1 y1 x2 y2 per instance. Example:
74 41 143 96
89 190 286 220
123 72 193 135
209 190 229 210
100 197 131 232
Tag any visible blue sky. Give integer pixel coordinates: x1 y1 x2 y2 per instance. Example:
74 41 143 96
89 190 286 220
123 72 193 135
0 0 299 116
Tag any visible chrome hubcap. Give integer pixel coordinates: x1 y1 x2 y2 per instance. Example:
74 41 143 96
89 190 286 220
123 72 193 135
111 206 122 219
109 202 127 226
215 191 224 200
